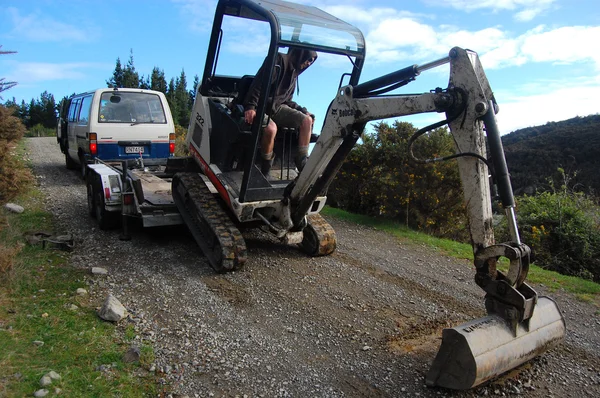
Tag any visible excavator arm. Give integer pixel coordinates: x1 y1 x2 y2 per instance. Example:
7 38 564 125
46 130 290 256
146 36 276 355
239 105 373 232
285 47 565 389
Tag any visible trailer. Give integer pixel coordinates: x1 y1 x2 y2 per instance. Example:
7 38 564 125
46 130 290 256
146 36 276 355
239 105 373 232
85 157 194 237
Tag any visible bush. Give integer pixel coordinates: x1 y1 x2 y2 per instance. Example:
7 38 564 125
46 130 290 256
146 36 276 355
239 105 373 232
328 121 468 241
25 123 55 137
498 190 600 281
0 105 32 203
174 124 189 157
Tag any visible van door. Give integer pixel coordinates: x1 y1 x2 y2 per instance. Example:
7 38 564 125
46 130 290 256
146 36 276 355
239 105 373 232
67 98 81 161
74 95 93 162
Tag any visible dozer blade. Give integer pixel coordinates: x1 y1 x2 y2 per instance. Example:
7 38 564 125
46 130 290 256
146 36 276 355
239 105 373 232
426 296 565 390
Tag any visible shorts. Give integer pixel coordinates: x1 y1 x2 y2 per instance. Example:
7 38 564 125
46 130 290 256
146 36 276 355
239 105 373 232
263 104 307 129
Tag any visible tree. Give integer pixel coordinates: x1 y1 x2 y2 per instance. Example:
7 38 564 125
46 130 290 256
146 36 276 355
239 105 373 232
174 69 191 127
0 46 17 99
190 74 200 104
329 121 466 240
139 74 150 89
122 49 139 88
166 77 177 121
106 57 124 88
106 57 123 88
150 67 167 94
39 91 57 128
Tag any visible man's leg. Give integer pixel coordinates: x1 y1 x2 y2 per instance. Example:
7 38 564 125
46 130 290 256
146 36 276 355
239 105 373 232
272 105 313 172
295 115 313 171
260 119 277 175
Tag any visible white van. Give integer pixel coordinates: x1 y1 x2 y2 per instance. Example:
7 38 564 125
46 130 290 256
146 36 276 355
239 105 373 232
57 88 176 175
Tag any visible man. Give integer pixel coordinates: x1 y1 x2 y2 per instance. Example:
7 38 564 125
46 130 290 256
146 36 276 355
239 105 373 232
243 47 318 176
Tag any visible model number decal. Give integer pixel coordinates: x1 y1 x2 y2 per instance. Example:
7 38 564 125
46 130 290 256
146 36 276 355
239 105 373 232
195 112 205 127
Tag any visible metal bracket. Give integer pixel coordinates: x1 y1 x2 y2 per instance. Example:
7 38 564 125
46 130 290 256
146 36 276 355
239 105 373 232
474 243 537 333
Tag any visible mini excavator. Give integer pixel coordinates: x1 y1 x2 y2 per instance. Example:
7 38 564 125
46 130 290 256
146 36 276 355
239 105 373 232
171 0 566 389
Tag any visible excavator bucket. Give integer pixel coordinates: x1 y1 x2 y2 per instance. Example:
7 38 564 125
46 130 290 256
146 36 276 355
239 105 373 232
426 296 565 390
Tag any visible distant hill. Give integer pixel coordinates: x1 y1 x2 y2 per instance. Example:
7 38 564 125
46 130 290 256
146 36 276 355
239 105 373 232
501 114 600 196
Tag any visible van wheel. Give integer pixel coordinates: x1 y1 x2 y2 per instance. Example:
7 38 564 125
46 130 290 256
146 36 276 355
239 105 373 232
65 153 77 170
87 177 96 218
94 181 118 230
79 154 88 179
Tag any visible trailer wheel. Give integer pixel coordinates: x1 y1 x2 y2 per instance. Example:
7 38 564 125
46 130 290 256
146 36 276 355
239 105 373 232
86 177 96 218
94 181 118 230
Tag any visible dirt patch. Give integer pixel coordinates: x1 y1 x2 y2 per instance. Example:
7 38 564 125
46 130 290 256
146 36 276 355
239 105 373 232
201 274 251 307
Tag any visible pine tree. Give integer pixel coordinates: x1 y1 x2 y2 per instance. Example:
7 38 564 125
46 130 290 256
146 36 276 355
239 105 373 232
150 67 167 94
106 57 124 88
190 74 200 104
39 91 57 128
139 74 150 89
28 98 41 128
174 70 190 127
122 49 140 88
166 77 178 124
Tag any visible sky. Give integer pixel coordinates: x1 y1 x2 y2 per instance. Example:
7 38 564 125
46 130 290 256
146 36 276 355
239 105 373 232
1 0 599 135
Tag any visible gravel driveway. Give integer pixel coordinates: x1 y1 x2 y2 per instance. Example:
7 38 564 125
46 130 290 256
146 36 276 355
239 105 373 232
26 137 600 397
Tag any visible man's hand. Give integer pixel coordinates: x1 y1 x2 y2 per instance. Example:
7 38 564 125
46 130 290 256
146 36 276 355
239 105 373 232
244 109 256 125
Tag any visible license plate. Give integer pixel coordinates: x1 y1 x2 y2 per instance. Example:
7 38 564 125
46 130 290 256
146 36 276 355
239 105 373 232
125 146 145 154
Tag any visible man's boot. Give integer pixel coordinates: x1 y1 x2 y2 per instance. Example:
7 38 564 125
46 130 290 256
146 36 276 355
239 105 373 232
295 154 307 172
261 153 274 176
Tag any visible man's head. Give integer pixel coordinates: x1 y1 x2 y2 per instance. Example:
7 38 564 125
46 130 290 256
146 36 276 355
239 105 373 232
288 47 318 72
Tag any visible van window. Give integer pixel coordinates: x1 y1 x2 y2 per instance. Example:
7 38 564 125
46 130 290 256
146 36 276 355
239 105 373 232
98 92 167 124
68 98 81 122
78 95 93 124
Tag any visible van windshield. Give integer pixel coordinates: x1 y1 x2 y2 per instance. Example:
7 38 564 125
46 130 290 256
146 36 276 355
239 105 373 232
98 92 167 124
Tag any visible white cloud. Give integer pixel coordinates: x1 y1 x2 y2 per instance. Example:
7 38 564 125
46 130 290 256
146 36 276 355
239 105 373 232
5 7 96 42
3 61 109 84
481 25 600 70
423 0 556 21
319 4 600 72
496 77 600 133
171 0 218 33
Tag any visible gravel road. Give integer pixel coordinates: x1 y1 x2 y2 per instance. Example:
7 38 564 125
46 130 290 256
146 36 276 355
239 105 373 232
25 137 600 397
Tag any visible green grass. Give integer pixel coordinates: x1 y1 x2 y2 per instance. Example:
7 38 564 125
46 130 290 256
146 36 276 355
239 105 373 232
322 206 600 303
0 142 158 397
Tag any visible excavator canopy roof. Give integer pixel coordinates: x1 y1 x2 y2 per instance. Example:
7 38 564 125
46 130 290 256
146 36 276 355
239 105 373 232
222 0 365 57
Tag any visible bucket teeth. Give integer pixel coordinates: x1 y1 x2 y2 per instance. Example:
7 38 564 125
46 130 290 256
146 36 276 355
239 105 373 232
426 297 566 390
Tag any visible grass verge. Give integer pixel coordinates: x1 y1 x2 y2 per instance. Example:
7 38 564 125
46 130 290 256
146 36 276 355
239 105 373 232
0 140 157 397
322 206 600 304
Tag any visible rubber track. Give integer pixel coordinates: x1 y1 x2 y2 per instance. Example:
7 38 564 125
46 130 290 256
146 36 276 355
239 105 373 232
172 172 247 273
302 213 337 256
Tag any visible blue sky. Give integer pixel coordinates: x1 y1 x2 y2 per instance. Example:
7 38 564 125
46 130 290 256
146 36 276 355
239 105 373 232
1 0 599 134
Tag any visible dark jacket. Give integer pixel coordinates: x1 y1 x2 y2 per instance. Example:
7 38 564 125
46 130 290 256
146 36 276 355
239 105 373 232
243 48 317 115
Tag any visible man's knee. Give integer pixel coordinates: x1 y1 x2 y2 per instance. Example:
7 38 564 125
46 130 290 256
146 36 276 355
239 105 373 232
264 121 277 140
300 114 312 132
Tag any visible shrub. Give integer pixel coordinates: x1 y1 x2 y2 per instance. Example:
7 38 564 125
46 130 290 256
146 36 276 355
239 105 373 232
25 123 56 137
174 123 189 156
328 121 468 241
0 105 32 203
497 189 600 281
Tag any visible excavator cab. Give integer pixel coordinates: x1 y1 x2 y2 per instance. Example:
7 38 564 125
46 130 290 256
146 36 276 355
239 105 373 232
189 0 365 204
175 0 566 390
